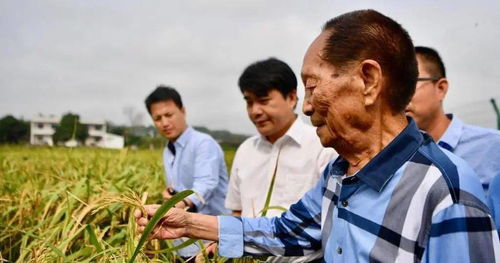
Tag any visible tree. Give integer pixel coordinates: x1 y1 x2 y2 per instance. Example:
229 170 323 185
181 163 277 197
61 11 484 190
123 106 144 127
0 115 29 144
53 113 88 144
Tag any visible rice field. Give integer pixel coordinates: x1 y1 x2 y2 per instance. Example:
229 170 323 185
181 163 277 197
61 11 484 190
0 145 248 262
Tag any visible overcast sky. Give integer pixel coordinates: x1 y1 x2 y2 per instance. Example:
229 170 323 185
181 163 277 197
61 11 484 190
1 0 499 134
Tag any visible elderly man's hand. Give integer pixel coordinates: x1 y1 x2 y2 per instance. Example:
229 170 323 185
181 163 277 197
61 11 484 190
134 205 189 240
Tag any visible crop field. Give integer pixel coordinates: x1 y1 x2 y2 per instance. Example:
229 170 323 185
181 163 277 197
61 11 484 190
0 145 252 263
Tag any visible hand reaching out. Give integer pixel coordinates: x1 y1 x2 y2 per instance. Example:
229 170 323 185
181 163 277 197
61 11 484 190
134 204 189 240
134 204 219 241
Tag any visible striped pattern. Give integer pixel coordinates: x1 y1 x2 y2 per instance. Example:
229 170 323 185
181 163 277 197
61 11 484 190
218 120 500 262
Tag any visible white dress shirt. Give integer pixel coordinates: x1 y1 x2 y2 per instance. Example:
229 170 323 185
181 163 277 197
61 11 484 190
225 117 337 217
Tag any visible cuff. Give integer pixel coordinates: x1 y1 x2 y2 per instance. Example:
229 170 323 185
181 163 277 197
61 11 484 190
186 196 203 210
224 200 242 212
218 216 244 258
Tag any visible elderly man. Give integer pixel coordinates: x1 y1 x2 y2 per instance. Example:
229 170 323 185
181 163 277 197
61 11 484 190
136 10 499 262
406 46 500 191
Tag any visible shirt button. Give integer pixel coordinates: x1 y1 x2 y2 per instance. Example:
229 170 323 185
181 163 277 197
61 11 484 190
337 247 343 254
341 200 348 207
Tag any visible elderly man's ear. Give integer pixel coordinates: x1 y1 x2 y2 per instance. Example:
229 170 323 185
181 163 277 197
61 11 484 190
359 59 383 106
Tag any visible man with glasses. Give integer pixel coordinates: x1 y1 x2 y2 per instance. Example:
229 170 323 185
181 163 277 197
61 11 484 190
406 46 500 191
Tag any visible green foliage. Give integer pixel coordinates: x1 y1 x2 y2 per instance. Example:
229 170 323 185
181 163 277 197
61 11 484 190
53 113 88 144
108 124 126 136
0 115 29 144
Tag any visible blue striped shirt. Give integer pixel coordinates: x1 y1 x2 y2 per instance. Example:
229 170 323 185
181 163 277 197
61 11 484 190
488 175 500 239
218 120 500 262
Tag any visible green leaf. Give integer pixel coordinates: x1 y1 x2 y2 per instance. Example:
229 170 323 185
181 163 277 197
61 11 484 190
261 150 282 217
258 205 288 215
128 189 194 263
86 224 103 252
145 238 198 254
66 247 93 261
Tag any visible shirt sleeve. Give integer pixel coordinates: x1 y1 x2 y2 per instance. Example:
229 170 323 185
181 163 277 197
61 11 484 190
218 173 325 258
186 138 222 209
224 146 242 211
423 203 500 262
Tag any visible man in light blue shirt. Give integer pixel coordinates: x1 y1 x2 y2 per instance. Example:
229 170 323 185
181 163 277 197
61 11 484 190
136 10 499 262
406 46 500 191
145 86 229 258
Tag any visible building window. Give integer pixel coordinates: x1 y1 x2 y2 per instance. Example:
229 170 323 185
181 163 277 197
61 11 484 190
37 123 44 129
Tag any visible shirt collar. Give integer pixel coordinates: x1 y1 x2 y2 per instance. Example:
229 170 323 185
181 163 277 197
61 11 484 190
329 118 423 192
256 116 304 146
438 114 463 151
170 126 193 148
282 116 305 146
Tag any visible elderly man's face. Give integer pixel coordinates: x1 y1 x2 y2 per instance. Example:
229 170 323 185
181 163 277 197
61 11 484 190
301 31 369 148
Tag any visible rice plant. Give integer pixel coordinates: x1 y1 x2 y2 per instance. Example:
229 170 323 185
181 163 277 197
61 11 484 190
0 145 262 262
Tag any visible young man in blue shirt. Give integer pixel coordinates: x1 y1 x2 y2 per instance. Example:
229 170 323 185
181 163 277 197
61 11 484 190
145 86 229 258
406 46 500 191
137 11 500 262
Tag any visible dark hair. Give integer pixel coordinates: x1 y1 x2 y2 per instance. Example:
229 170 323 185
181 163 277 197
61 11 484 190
238 57 297 98
322 9 418 113
144 85 183 114
415 46 446 78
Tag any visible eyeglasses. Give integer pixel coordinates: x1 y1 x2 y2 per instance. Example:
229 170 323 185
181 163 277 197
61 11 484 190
417 77 441 82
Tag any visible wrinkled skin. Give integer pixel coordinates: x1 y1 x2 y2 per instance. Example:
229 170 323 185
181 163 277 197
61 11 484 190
301 31 375 151
135 206 188 240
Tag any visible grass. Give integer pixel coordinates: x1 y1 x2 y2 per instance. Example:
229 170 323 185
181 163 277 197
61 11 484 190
0 145 251 262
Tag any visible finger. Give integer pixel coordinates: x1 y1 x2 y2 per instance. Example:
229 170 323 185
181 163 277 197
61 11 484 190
138 217 149 227
145 204 161 216
134 209 142 219
149 226 160 240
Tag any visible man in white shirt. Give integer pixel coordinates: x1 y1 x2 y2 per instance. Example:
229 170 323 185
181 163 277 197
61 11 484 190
224 58 336 262
226 58 337 219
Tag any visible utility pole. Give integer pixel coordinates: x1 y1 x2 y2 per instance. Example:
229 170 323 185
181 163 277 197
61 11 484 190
491 98 500 130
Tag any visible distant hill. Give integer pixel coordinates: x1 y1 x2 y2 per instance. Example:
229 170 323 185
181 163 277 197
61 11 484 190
193 126 249 147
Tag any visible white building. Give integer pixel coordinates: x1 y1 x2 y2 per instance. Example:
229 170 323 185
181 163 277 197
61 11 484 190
30 114 59 146
82 119 124 149
30 114 124 149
